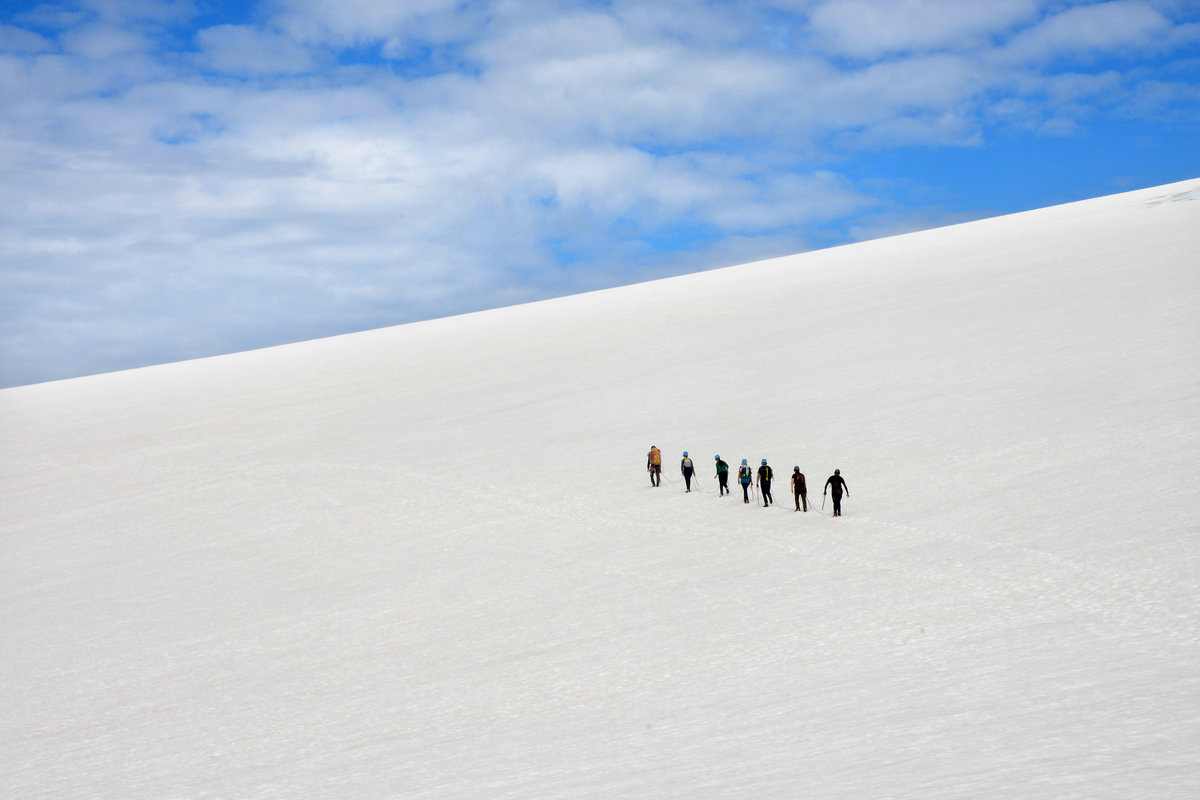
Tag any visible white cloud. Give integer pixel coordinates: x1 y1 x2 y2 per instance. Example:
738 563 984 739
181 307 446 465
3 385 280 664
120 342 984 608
806 0 1040 59
194 24 317 75
0 23 52 53
845 206 980 242
0 0 1197 384
838 111 983 149
9 4 89 31
77 0 197 26
1001 1 1174 64
60 22 148 58
1041 69 1126 105
1123 75 1200 117
270 0 479 47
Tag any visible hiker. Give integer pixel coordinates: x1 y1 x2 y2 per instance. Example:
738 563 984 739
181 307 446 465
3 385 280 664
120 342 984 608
680 451 695 492
646 445 662 487
714 455 730 495
738 459 753 503
791 467 807 512
756 459 774 507
824 469 849 516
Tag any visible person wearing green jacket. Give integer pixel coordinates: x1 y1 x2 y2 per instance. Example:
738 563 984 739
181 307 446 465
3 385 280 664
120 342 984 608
714 455 730 495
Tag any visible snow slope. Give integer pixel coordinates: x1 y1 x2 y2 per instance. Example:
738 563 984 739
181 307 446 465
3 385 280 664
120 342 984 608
2 180 1199 799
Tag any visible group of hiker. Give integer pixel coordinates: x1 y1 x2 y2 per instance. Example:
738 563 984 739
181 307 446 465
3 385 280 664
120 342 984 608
646 445 850 516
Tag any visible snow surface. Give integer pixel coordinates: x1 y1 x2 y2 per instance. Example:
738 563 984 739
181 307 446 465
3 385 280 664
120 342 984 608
2 180 1199 799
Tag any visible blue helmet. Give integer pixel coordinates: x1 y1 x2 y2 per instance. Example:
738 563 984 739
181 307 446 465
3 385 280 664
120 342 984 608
741 459 748 464
683 451 689 457
762 459 767 464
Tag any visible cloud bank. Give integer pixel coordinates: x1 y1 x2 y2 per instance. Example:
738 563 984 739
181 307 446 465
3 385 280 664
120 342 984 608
1 0 1198 385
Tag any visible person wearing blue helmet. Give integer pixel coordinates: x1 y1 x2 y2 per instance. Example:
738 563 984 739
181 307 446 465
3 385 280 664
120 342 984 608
714 455 730 495
756 458 774 507
737 459 753 503
680 451 695 492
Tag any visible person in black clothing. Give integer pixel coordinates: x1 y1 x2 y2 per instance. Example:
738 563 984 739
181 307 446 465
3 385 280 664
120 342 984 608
714 455 730 495
791 467 807 512
824 469 849 516
681 451 695 492
756 459 774 507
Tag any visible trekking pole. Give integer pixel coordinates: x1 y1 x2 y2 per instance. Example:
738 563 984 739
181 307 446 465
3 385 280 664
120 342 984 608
822 494 826 511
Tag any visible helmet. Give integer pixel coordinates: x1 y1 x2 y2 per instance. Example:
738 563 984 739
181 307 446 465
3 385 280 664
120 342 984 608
741 459 748 464
794 466 799 471
683 451 689 457
714 454 720 460
834 469 840 475
762 459 767 464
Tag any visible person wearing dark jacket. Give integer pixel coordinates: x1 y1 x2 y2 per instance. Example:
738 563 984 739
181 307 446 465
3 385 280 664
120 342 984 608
791 467 807 512
756 459 774 507
714 455 730 495
824 469 849 516
681 451 695 492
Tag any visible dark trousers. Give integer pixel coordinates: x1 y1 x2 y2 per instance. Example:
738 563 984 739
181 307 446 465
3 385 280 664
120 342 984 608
683 468 694 491
831 493 842 516
718 473 729 494
649 465 661 486
794 490 807 511
741 482 751 502
761 482 773 506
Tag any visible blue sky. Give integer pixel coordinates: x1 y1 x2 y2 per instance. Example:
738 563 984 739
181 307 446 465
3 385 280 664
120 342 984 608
1 0 1198 387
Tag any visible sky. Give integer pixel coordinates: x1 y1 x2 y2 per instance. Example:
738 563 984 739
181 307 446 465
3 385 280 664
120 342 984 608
1 0 1198 387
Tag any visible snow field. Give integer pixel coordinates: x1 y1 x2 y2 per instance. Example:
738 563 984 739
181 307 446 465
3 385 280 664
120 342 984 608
1 179 1199 798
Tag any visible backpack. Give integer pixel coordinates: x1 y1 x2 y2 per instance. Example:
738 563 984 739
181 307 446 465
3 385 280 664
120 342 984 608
682 457 693 470
739 466 752 483
650 448 661 466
